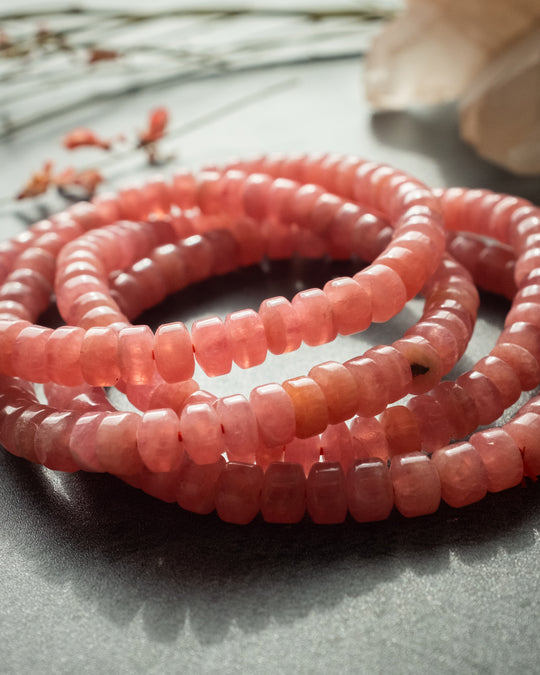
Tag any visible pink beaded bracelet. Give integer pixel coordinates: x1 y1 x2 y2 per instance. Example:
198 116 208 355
1 153 540 526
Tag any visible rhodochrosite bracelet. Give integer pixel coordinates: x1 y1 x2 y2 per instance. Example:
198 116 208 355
1 153 540 525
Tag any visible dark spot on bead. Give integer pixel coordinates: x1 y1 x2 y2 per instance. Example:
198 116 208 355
411 362 429 377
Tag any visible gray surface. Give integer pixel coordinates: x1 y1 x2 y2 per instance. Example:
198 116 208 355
1 46 540 675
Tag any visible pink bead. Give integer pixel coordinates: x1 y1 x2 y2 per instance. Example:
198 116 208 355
170 170 196 207
469 428 523 492
282 376 329 438
379 405 422 457
215 462 264 524
224 309 267 369
320 422 356 471
406 395 451 452
139 467 183 503
431 381 479 439
377 246 429 298
491 342 540 391
504 412 540 479
69 412 107 472
249 383 296 447
137 408 184 473
308 361 359 425
242 173 273 220
349 416 389 462
214 394 259 463
283 436 321 476
306 462 347 524
405 321 458 375
344 357 388 417
178 235 213 283
364 345 412 403
393 336 444 395
432 442 488 508
292 288 337 346
95 411 143 475
180 402 224 464
347 459 393 522
34 411 79 472
177 455 225 514
80 326 121 386
498 322 540 366
258 296 302 355
191 316 233 377
11 325 53 383
154 322 195 383
390 453 441 517
357 264 407 322
0 320 31 376
261 462 306 523
118 325 155 385
323 276 372 335
456 371 504 425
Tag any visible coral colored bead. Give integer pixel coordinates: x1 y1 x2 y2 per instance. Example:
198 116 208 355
357 264 407 322
0 320 30 376
261 462 306 524
118 325 155 385
406 395 451 452
154 322 194 383
95 412 143 475
504 413 540 479
11 404 53 462
390 453 441 517
177 455 225 514
306 462 347 524
259 296 302 355
490 342 540 391
406 321 459 375
365 345 412 403
224 309 267 369
469 429 523 492
292 288 337 347
456 371 504 425
379 405 422 457
69 412 107 472
34 411 79 472
498 322 540 366
191 316 233 377
282 376 329 439
431 442 488 508
320 422 356 471
308 361 359 425
249 383 296 447
349 416 389 462
347 459 394 522
283 436 321 476
180 402 224 465
242 174 273 220
80 326 121 386
214 394 259 463
215 462 264 524
323 276 372 335
255 443 284 469
11 325 53 383
137 408 184 473
393 336 444 395
344 356 388 417
431 381 479 439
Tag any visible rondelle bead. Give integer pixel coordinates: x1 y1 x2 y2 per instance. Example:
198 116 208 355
224 309 267 369
176 455 225 514
137 408 184 473
323 276 372 335
249 383 296 447
379 405 422 457
0 320 31 377
34 410 79 472
503 412 540 479
283 436 321 476
320 422 356 471
11 325 53 383
95 411 143 475
429 381 479 439
69 411 107 472
469 429 523 492
191 316 233 377
390 453 441 517
364 345 412 403
154 322 195 383
491 342 540 391
80 326 121 386
347 459 394 522
215 462 264 525
393 335 444 395
11 404 54 463
258 296 302 355
306 462 347 524
405 394 451 452
349 416 389 462
214 394 259 463
282 376 329 438
431 442 488 508
292 288 337 347
118 325 155 385
456 371 504 426
45 326 85 386
357 264 407 322
343 356 389 417
308 361 359 425
261 462 306 523
179 402 224 465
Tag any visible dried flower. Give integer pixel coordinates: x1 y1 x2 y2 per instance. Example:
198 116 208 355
63 127 112 150
365 0 540 175
138 107 169 147
16 161 54 199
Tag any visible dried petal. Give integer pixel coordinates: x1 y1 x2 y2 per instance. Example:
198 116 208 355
16 161 54 200
63 127 111 150
138 106 169 147
88 48 120 64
